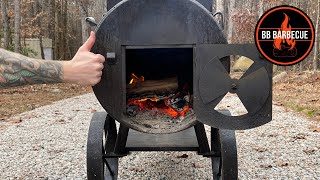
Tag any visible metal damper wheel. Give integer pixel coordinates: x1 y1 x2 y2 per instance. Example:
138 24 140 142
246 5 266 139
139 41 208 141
87 112 119 180
211 128 238 180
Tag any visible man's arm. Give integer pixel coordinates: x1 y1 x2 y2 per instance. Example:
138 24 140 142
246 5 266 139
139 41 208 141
0 48 63 87
0 31 105 88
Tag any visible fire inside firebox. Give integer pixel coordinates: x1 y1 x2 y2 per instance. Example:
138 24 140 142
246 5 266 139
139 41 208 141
126 47 194 130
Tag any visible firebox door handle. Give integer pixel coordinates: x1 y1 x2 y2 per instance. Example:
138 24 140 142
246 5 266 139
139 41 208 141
106 52 116 65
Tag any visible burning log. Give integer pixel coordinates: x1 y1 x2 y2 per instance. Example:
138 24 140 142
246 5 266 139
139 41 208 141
127 77 178 99
129 73 145 87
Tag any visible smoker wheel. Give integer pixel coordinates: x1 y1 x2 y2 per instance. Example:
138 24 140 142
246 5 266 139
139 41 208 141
211 128 238 180
87 112 119 180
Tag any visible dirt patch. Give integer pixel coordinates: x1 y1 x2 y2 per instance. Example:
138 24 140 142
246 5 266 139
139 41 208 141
0 83 91 121
273 71 320 122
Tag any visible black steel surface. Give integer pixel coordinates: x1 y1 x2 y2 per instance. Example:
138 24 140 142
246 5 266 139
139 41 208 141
114 124 129 154
211 128 238 180
92 0 227 131
87 112 107 179
107 0 213 11
87 112 238 179
194 44 272 130
126 126 200 151
194 122 211 154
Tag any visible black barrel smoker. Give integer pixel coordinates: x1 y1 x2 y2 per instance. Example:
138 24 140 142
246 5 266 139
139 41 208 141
87 0 273 179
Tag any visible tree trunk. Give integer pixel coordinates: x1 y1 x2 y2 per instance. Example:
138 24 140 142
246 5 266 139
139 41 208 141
63 0 68 59
227 0 236 43
216 0 225 31
54 1 61 59
313 0 320 71
48 0 55 59
34 0 45 59
212 0 216 13
14 0 21 53
1 0 10 49
257 0 265 18
80 2 89 43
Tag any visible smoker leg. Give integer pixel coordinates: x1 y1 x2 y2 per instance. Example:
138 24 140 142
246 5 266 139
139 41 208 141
87 112 119 180
194 122 210 154
104 115 119 180
211 127 238 180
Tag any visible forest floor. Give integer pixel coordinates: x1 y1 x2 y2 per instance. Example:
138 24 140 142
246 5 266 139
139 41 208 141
0 84 91 121
273 71 320 125
1 71 320 125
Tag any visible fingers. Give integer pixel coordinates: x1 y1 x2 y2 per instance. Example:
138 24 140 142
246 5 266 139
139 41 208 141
95 54 105 63
80 31 96 51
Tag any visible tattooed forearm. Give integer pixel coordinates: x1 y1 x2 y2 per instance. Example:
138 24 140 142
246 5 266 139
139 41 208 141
0 48 63 88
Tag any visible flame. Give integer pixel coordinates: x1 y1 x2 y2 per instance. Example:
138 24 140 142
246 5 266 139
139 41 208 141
129 73 144 85
128 97 190 118
161 105 190 118
273 13 296 50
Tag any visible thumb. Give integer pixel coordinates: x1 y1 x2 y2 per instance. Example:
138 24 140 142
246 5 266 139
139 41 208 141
81 31 96 51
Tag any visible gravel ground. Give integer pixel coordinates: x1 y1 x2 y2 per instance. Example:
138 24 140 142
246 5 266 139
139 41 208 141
0 93 319 179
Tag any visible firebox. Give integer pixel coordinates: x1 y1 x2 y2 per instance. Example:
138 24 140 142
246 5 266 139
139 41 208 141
125 46 195 133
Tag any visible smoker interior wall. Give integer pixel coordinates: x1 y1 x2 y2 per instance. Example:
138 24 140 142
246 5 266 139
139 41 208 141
126 48 193 93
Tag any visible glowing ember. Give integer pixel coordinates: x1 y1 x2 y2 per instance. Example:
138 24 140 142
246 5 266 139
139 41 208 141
128 96 191 119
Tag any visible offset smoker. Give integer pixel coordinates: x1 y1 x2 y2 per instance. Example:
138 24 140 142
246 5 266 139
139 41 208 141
87 0 273 179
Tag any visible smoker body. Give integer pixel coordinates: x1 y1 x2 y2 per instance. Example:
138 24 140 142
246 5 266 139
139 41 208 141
92 0 230 133
92 0 272 133
87 0 273 179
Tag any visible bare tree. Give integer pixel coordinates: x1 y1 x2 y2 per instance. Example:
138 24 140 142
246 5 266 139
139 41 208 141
313 0 320 71
14 0 21 53
227 0 236 43
79 1 90 43
1 0 10 49
215 0 225 31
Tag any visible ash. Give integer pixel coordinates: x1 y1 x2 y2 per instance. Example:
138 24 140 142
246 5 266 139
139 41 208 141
126 108 196 134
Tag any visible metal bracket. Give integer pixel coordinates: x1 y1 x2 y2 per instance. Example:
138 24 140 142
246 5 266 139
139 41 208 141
106 52 116 65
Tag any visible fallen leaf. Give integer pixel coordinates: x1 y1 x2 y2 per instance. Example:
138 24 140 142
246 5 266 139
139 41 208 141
177 154 188 158
267 133 278 137
275 161 289 167
309 125 320 132
192 162 204 168
303 148 317 155
292 133 306 141
24 114 35 119
260 164 272 168
273 101 283 106
253 147 268 153
10 117 22 124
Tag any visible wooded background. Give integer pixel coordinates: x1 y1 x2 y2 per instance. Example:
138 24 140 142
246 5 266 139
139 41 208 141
0 0 319 71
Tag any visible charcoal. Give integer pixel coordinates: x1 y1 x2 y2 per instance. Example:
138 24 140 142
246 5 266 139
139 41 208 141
165 95 190 112
126 104 139 117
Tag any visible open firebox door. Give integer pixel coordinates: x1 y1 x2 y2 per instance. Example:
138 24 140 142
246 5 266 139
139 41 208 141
194 44 273 130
